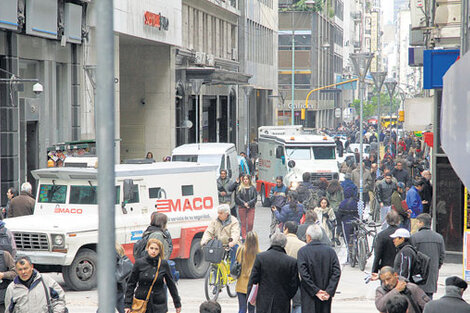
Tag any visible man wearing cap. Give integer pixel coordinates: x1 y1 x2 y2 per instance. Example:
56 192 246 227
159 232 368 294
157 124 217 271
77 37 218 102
392 182 410 230
390 228 416 282
375 266 430 313
411 213 445 299
423 276 470 312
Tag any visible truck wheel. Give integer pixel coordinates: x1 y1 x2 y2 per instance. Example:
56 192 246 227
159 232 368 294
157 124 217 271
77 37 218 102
260 185 269 207
180 238 209 278
62 248 98 291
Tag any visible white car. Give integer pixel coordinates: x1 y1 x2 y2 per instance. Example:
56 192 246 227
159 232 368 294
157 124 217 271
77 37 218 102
337 143 370 165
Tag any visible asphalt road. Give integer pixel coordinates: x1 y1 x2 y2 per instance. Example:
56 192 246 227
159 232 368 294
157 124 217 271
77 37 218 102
54 202 467 312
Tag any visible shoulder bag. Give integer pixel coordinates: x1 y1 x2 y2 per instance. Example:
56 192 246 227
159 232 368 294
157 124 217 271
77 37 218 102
230 247 244 278
131 258 162 313
40 277 68 313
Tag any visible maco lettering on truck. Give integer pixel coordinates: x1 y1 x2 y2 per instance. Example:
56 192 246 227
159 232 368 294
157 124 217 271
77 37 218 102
5 161 219 291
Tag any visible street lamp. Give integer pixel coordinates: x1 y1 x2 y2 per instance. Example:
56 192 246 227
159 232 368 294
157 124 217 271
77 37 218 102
384 78 397 156
350 52 374 219
371 71 387 176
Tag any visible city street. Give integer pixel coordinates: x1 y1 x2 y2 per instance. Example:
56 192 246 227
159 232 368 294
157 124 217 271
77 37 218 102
56 202 466 313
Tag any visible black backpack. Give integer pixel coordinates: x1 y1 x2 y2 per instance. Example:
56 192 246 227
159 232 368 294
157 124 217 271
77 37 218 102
133 232 151 260
0 227 13 256
408 245 431 285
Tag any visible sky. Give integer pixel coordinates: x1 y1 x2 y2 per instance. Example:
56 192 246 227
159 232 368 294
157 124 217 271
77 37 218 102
382 0 393 24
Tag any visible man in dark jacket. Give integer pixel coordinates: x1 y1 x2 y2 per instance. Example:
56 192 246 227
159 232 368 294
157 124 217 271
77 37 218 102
419 171 432 214
297 210 332 246
392 182 410 230
372 211 401 275
297 224 341 313
392 162 410 188
217 169 233 206
411 213 445 299
390 228 416 282
377 173 397 229
248 232 299 313
423 276 470 313
376 266 430 313
7 182 35 218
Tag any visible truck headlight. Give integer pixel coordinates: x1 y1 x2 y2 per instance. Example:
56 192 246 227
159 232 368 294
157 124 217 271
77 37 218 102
52 234 65 248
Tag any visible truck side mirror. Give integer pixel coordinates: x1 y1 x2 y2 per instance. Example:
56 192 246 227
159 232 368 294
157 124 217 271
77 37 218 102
123 179 134 202
275 146 284 159
228 169 233 178
288 160 296 168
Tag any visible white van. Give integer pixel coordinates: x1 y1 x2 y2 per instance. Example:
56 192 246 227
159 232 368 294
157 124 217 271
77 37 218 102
171 143 239 179
257 126 338 205
5 161 219 290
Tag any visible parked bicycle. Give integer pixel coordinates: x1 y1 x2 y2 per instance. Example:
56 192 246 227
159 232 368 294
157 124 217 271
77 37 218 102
347 218 381 271
204 246 237 301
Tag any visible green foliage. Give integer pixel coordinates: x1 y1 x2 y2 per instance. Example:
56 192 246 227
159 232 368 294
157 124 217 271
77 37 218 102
281 0 323 12
353 92 401 119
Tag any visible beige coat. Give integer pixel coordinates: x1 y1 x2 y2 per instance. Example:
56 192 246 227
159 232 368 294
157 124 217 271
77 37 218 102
201 216 240 246
5 271 66 313
285 233 305 259
235 246 258 294
314 206 336 240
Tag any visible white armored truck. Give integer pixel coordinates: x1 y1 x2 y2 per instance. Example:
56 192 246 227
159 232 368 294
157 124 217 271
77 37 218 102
5 160 219 290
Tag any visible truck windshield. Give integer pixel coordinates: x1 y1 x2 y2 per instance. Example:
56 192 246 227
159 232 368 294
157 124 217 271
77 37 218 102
313 146 336 160
286 147 312 160
69 186 121 204
38 184 67 203
173 154 223 167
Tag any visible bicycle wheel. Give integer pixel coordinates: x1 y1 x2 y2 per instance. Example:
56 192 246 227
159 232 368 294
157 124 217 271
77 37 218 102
348 236 357 268
226 276 238 298
358 236 368 271
204 265 221 301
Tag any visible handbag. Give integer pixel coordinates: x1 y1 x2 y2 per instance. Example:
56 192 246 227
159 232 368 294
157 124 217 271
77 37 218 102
131 258 161 313
203 239 224 263
230 247 244 278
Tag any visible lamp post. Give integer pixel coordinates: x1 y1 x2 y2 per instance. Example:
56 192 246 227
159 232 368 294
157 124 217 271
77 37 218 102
397 89 406 154
242 86 254 152
384 78 397 156
371 71 387 176
350 52 374 219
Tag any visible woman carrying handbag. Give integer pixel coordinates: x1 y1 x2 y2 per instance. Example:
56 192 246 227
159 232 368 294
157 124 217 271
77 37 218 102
124 239 181 313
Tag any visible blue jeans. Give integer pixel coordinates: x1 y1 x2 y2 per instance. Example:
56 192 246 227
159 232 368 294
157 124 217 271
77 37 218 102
292 305 302 313
230 244 239 266
237 292 255 313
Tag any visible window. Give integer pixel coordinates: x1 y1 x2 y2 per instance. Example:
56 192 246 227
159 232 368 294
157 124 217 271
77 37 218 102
149 187 166 199
172 154 198 162
226 156 231 175
285 147 312 160
69 186 121 204
38 184 67 204
279 34 311 50
312 146 336 160
128 185 140 203
182 185 194 196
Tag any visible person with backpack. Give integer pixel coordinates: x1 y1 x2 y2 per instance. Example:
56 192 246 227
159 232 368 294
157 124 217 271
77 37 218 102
390 228 431 286
269 176 288 235
272 191 304 229
411 214 445 299
133 213 173 260
296 173 316 210
375 266 430 313
0 221 16 258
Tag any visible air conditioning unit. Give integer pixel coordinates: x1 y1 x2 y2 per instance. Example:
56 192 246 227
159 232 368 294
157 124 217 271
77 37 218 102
206 54 215 66
410 0 427 29
410 27 425 46
435 2 461 25
231 48 238 61
194 52 206 65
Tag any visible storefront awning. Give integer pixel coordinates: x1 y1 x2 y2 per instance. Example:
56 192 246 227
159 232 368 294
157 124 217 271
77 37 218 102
184 67 251 85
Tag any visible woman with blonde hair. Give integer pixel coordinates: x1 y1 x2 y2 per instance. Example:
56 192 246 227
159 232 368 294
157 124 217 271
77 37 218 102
124 239 181 313
235 175 258 240
235 231 260 313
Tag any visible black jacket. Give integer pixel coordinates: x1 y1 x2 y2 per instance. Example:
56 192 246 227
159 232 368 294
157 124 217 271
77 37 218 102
235 186 257 208
372 225 399 273
391 168 411 188
376 180 397 206
124 255 181 313
393 241 415 281
411 227 445 294
248 245 299 313
297 241 341 313
419 180 432 214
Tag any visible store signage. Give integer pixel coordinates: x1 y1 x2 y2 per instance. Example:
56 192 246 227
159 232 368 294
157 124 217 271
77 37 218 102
144 11 169 31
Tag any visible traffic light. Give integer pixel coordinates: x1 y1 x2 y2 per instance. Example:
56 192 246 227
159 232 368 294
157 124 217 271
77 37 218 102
301 108 306 120
398 110 404 122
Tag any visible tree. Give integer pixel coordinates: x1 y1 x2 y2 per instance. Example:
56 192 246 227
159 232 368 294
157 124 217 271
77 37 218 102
353 92 400 119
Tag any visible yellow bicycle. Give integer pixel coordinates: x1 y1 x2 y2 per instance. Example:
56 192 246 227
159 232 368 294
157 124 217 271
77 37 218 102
204 248 237 301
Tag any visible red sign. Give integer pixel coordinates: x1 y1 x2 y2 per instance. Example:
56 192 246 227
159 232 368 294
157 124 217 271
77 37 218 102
144 11 169 30
54 207 83 214
156 197 214 213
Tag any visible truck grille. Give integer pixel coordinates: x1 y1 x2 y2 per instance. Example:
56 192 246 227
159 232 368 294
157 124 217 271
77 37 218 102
310 172 334 181
14 232 49 251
